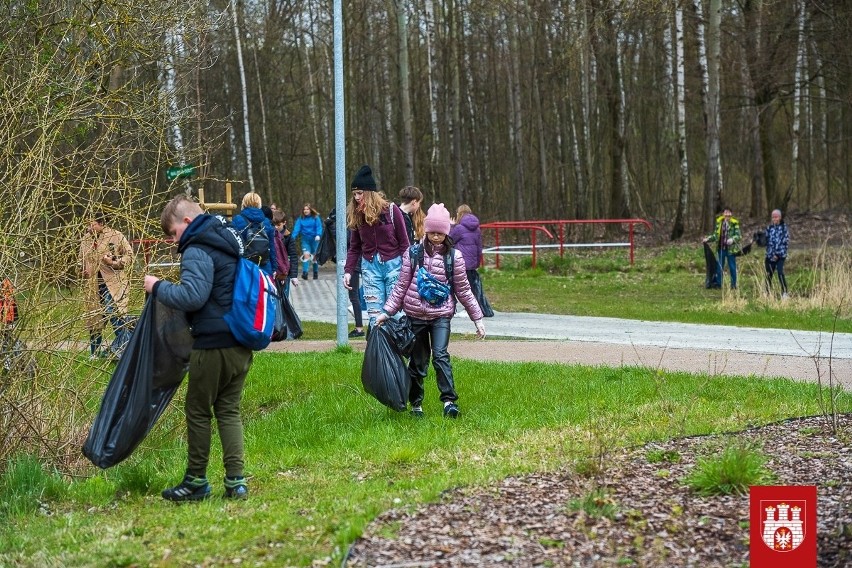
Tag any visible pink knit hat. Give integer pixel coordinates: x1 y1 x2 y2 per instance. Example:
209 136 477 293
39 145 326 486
424 203 451 235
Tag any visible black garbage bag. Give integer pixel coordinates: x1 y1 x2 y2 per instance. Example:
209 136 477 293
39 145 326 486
82 296 192 469
467 270 494 317
703 243 721 289
270 285 287 342
361 323 410 411
315 216 336 266
380 315 415 358
281 293 303 339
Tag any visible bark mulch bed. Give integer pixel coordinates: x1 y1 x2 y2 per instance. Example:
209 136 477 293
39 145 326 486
344 414 851 567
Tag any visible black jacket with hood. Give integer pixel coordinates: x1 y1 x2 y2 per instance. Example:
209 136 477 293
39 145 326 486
152 214 242 349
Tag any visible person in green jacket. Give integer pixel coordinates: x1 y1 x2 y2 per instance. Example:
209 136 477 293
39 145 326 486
702 207 742 289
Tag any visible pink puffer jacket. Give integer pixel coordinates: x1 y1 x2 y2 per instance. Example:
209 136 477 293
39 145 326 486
383 246 484 322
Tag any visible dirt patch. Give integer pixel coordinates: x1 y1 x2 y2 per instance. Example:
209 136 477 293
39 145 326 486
345 414 851 567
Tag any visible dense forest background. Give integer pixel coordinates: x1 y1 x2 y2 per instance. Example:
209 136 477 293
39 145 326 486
2 0 852 245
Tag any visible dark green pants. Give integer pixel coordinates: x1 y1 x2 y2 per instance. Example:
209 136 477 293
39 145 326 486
185 346 253 478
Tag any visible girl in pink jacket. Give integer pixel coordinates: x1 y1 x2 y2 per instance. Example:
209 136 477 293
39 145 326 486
376 203 485 419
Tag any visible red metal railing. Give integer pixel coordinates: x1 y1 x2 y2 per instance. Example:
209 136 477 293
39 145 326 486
480 218 652 268
131 238 177 267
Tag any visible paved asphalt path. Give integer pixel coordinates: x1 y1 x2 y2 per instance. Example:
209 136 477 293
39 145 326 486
277 265 852 388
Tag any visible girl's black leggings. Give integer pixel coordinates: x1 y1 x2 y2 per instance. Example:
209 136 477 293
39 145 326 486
407 316 457 407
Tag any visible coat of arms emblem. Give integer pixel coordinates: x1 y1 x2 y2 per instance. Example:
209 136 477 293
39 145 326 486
760 500 806 552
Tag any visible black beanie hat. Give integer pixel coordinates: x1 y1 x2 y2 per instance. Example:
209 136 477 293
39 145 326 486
261 205 273 220
350 165 377 191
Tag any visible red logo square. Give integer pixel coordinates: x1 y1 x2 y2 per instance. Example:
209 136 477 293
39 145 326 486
749 485 817 567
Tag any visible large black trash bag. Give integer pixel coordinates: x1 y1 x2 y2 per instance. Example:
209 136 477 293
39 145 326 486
467 270 494 317
703 243 721 289
361 323 411 411
82 296 192 469
381 315 415 358
271 285 287 343
281 293 303 339
315 215 336 266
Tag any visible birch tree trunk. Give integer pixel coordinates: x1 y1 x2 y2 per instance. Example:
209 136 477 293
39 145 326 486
785 0 806 210
162 27 193 194
423 0 440 187
230 0 255 193
397 0 415 186
671 2 690 240
703 0 723 230
448 0 466 205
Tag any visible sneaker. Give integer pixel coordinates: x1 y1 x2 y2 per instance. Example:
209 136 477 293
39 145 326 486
313 272 319 280
162 474 211 502
348 328 365 338
301 272 308 280
443 403 460 419
410 406 424 418
224 476 248 500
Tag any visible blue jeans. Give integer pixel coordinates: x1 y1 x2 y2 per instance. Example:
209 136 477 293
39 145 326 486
93 282 130 355
360 255 402 327
301 237 319 275
717 249 738 289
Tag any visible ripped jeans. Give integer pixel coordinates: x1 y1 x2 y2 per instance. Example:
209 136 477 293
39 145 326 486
360 255 402 328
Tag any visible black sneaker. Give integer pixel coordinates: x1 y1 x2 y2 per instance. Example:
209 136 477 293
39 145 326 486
162 474 211 502
410 407 424 418
313 272 319 280
348 329 365 338
224 476 248 500
443 403 460 419
301 272 308 280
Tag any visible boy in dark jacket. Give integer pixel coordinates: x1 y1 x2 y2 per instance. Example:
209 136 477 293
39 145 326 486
144 195 253 501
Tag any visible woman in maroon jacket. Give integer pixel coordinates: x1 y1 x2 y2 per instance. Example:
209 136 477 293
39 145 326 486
376 203 485 419
343 165 410 329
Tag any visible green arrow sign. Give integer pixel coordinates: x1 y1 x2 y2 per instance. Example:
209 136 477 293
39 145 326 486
166 165 196 181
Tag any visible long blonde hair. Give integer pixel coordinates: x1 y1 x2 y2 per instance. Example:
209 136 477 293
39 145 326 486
347 191 389 228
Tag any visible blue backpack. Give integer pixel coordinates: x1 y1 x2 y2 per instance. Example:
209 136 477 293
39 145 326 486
224 257 278 350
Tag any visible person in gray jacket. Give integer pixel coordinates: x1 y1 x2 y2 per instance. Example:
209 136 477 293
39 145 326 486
144 195 253 502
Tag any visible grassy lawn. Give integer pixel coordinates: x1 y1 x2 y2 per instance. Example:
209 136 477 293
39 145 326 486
482 245 852 332
1 350 850 566
0 243 849 566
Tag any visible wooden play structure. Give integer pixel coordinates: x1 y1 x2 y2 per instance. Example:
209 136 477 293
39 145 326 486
198 182 238 218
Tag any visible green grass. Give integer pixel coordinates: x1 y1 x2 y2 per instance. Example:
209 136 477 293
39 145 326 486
481 245 852 333
1 351 849 566
684 443 777 496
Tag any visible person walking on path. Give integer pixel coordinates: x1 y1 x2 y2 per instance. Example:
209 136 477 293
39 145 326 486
231 192 277 277
292 203 323 280
702 207 742 290
450 204 493 317
764 209 790 298
272 210 299 298
376 203 486 419
79 212 133 359
343 165 410 329
398 186 424 245
144 195 254 502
